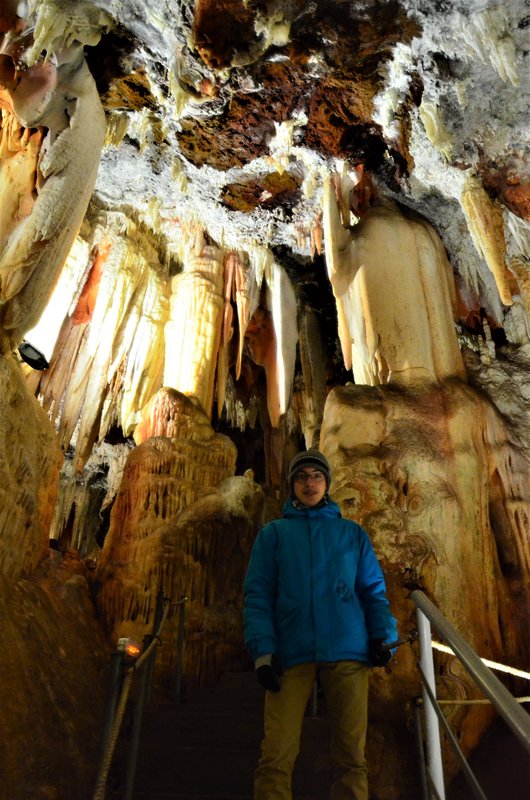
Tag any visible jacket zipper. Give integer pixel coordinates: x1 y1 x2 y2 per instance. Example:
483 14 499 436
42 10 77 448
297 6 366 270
307 512 317 661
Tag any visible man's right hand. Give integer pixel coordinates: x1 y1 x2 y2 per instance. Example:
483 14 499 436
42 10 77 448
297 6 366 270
255 655 283 692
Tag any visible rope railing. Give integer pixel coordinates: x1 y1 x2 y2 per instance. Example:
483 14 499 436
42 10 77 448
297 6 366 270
92 592 188 800
431 639 530 683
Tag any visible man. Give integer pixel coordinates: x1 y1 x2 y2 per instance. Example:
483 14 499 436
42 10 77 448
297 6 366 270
243 449 398 800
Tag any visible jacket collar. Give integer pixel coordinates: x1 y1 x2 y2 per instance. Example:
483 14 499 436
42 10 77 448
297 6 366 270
282 496 342 518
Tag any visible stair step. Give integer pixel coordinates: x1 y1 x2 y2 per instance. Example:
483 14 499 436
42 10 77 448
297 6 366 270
122 795 321 800
130 746 332 795
123 795 252 800
217 670 260 687
112 672 332 800
138 704 329 753
182 684 265 707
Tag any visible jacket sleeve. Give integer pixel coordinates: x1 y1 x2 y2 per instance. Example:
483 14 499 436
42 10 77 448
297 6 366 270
243 523 279 662
355 528 398 643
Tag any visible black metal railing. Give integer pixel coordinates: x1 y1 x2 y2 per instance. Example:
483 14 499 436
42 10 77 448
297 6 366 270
93 591 188 800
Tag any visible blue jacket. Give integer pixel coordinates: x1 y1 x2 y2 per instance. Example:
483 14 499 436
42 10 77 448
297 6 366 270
243 498 397 668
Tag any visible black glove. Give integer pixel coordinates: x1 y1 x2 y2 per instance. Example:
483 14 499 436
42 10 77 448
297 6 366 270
256 655 283 692
369 638 392 668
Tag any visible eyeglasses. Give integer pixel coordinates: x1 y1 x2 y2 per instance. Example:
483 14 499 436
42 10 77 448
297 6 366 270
293 470 326 484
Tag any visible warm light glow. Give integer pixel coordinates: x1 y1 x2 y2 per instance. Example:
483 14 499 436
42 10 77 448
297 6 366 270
18 237 90 362
117 637 141 659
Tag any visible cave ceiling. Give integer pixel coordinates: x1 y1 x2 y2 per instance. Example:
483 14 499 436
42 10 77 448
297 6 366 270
1 0 530 465
86 0 529 259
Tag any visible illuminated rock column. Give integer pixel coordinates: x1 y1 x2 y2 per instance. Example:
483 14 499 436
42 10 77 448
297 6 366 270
164 231 224 417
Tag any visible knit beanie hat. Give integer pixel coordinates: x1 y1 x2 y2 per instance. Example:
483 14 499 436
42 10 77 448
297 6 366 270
288 449 332 492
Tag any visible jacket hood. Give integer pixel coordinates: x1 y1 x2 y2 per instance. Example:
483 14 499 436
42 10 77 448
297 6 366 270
282 497 342 519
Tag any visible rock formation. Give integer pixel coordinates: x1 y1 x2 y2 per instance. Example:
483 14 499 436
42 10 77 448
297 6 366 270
96 388 264 687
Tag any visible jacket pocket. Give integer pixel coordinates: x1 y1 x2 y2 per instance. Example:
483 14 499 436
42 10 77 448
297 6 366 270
333 551 357 602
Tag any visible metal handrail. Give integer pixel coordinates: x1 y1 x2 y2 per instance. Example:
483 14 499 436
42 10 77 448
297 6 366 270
411 589 530 800
93 591 188 800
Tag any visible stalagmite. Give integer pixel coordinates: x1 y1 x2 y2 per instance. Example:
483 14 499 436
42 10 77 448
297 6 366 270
461 173 513 306
320 379 530 791
323 175 466 385
164 228 224 417
97 388 264 685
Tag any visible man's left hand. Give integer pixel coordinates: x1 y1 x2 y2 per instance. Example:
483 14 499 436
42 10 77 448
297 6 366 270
369 638 392 667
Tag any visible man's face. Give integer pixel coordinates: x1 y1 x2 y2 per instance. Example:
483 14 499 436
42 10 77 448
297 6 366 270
293 467 328 507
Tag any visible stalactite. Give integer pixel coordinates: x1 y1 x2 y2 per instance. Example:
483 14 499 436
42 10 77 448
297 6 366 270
264 258 298 424
216 250 236 416
243 253 298 427
0 41 106 349
297 305 327 447
23 236 91 362
49 440 133 557
32 214 169 468
322 173 355 370
164 228 224 417
323 175 466 385
419 99 453 160
233 250 259 380
460 174 513 306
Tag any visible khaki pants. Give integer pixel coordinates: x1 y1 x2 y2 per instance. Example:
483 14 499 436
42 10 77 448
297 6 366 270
255 660 369 800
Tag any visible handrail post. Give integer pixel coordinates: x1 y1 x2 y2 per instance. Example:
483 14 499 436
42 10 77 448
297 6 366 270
413 697 430 800
417 606 446 800
174 596 187 703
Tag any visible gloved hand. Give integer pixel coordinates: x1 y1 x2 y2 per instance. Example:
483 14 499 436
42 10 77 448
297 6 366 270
255 654 283 692
369 638 392 668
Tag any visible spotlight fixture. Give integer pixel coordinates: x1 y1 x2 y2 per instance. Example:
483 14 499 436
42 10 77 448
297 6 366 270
117 637 141 660
17 340 49 370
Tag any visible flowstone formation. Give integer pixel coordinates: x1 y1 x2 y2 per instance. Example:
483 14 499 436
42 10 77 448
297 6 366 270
321 380 530 793
0 353 110 800
0 355 62 580
96 388 265 686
